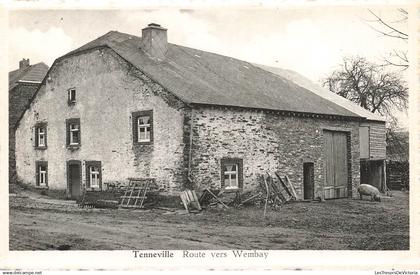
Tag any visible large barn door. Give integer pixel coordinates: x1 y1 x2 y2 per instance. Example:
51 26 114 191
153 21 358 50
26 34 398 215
324 130 348 199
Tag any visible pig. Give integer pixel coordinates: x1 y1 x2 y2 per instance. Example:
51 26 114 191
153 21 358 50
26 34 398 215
357 184 381 202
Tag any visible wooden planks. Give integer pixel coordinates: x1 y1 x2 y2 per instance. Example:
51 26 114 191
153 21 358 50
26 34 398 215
323 130 348 199
180 190 202 212
369 122 386 159
359 126 370 159
120 179 150 209
324 130 335 189
333 131 348 189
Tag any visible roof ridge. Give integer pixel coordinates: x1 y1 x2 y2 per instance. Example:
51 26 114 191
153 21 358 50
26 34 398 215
16 29 365 128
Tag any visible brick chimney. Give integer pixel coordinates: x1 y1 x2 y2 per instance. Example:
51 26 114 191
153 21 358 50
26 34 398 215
19 58 30 69
140 23 168 60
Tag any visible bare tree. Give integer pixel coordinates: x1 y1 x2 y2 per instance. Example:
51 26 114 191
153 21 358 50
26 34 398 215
323 56 408 119
366 9 408 69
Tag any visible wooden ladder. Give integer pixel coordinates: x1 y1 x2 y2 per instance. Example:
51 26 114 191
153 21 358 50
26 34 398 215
120 179 150 209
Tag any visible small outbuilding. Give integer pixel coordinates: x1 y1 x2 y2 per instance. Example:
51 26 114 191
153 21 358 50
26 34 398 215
9 59 48 182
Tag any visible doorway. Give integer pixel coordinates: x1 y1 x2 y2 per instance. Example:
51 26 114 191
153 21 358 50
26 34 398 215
67 160 81 200
323 130 350 199
360 160 385 191
303 162 314 200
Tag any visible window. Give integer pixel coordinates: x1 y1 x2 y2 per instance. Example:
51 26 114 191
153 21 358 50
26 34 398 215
224 164 238 189
85 161 101 189
66 118 81 147
221 158 243 190
38 128 46 146
35 123 47 149
35 161 48 187
68 88 76 104
90 166 100 188
70 124 79 144
138 116 151 142
132 110 153 144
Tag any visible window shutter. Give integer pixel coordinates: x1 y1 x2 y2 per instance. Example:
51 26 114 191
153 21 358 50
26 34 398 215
85 164 90 188
45 164 48 187
149 112 154 143
44 126 48 147
98 163 102 190
35 163 39 186
238 159 243 189
132 114 138 143
66 120 70 146
78 122 81 145
35 126 39 147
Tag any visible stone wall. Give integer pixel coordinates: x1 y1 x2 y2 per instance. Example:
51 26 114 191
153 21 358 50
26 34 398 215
15 48 188 194
189 107 361 199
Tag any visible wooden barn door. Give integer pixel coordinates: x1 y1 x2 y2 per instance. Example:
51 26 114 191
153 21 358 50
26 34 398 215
324 130 348 199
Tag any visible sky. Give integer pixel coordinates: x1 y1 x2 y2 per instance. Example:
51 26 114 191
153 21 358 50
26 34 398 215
7 6 409 126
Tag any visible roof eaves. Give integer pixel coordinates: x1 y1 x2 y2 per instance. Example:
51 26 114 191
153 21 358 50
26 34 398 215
190 102 365 121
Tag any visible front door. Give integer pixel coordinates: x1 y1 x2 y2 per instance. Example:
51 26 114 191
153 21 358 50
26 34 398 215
323 130 349 199
67 161 81 200
303 162 314 200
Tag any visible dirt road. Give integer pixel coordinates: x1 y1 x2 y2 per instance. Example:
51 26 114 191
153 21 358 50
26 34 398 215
9 189 409 250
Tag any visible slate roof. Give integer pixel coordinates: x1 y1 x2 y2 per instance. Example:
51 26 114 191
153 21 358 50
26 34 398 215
9 62 49 90
255 64 386 122
64 31 362 119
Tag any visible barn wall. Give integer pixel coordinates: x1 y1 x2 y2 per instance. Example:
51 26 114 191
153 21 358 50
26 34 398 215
190 107 361 199
15 48 188 194
369 121 386 160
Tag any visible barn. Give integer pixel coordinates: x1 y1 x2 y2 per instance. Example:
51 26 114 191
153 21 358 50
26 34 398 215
255 64 387 192
14 23 386 201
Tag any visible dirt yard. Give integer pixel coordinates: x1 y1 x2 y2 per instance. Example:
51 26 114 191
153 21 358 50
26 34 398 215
9 186 409 250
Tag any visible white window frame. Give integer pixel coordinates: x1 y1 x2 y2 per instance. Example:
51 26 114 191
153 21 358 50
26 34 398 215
37 127 45 147
137 116 151 142
68 89 76 103
223 164 239 189
89 166 100 188
69 123 80 145
39 165 47 186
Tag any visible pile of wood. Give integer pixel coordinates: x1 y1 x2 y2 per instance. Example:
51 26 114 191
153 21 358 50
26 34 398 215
235 172 298 209
194 172 298 211
78 190 122 208
198 188 236 209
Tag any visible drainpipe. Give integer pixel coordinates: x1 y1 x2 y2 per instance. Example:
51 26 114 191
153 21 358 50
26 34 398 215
187 106 194 188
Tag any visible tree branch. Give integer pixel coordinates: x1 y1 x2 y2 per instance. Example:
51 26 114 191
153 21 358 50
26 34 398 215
368 9 408 39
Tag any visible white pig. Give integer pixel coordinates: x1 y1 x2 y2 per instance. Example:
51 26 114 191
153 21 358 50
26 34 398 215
357 184 381 202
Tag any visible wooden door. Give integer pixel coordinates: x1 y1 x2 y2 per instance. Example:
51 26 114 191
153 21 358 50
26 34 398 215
303 162 314 200
68 163 81 200
324 130 348 199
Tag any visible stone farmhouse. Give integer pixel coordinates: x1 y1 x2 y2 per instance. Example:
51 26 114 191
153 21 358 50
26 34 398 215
9 59 48 182
14 23 386 201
